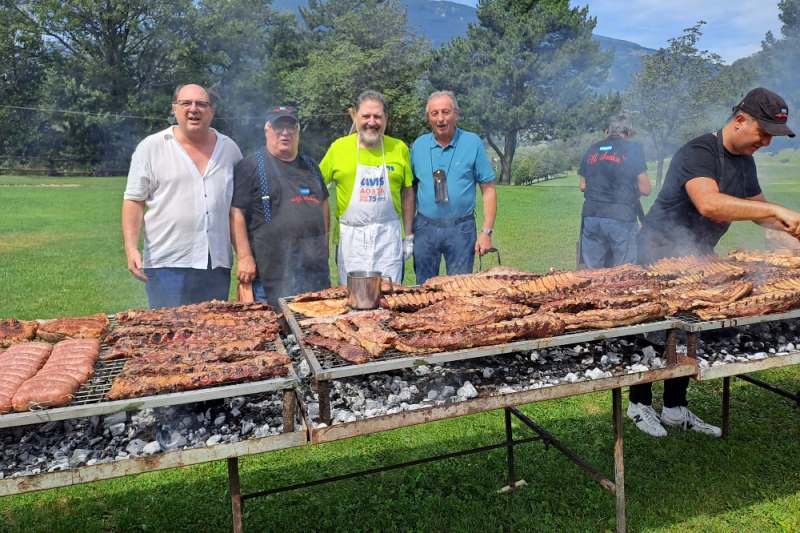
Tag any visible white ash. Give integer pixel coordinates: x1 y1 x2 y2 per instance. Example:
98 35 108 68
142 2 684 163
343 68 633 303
693 319 800 367
286 335 670 429
0 392 286 480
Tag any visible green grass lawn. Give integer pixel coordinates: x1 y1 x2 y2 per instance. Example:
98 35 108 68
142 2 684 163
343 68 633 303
1 153 800 532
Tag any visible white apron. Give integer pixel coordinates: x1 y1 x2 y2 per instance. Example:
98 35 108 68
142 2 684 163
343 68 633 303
337 142 403 284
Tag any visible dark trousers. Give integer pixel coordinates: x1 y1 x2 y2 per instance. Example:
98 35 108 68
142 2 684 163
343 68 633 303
412 213 476 285
629 377 690 407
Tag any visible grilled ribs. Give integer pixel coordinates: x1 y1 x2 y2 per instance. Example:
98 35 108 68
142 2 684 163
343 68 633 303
0 319 38 348
393 312 564 354
695 290 800 320
37 314 109 342
388 297 532 332
303 334 370 364
380 291 448 311
555 302 667 331
106 352 290 400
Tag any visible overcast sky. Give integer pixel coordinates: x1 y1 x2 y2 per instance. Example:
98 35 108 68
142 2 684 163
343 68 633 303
449 0 783 63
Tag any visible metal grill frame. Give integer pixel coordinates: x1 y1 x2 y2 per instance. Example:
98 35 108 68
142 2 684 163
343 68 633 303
0 335 299 429
670 308 800 332
280 297 681 381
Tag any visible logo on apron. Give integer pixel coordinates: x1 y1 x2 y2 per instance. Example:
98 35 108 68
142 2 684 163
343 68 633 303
358 167 387 203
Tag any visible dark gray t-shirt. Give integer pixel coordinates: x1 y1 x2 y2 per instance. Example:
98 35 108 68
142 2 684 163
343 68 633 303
638 132 761 263
231 150 330 305
579 136 646 222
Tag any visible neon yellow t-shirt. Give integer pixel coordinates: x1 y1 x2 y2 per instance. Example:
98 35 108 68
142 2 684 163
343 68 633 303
319 133 413 219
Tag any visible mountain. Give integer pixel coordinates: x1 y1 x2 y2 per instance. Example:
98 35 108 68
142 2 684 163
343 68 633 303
272 0 654 92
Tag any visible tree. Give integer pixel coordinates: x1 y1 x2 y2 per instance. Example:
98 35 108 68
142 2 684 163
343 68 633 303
626 22 728 189
429 0 615 184
286 0 430 156
746 0 800 149
0 4 48 163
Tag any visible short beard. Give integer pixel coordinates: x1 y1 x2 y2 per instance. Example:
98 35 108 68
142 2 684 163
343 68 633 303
359 128 382 148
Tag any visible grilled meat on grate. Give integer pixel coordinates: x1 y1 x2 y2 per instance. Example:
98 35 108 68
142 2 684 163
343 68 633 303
555 302 668 331
37 314 109 343
0 319 39 348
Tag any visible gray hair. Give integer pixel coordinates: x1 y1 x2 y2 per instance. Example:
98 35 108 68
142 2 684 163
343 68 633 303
426 91 460 115
607 114 634 138
173 84 217 108
356 90 387 115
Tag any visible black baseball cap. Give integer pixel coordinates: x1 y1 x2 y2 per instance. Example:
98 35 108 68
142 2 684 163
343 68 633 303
734 87 795 137
264 105 298 126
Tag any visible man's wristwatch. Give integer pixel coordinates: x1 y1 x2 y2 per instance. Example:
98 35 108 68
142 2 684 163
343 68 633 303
481 228 493 236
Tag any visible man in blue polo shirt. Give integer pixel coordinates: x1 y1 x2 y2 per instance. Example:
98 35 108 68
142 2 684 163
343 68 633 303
410 91 497 284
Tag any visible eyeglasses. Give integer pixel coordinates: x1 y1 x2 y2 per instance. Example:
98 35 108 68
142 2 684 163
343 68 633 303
175 100 211 110
269 123 299 134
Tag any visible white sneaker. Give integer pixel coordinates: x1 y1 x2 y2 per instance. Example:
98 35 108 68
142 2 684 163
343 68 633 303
661 406 722 437
627 402 667 437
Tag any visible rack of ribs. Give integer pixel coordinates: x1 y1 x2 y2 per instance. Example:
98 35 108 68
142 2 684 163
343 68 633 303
394 312 565 353
728 248 800 269
12 339 100 411
659 281 753 314
287 298 349 318
0 342 52 413
555 302 667 331
388 297 532 332
37 314 110 342
106 352 290 400
696 289 800 320
434 276 519 296
540 292 656 313
0 319 39 348
380 291 449 311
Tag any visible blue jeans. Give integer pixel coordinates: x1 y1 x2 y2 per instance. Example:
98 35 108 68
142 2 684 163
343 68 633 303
580 217 638 269
144 263 231 309
412 214 476 285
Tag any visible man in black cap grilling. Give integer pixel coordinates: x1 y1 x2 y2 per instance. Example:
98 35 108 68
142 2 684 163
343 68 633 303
629 87 800 438
229 105 331 307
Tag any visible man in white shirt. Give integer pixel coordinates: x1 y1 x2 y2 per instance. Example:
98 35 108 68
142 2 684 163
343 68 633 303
122 84 243 308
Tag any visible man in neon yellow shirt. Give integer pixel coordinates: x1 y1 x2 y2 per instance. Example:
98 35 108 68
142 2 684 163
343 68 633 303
320 90 415 283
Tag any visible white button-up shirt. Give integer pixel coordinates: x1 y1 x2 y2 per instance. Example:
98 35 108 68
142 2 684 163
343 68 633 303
124 126 243 269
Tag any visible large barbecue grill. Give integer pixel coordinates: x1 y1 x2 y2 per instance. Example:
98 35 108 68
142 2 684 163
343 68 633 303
0 318 299 430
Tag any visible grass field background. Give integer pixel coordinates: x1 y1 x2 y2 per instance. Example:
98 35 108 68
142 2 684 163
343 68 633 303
1 150 800 532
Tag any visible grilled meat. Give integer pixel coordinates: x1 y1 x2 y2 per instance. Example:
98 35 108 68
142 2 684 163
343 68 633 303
0 343 52 413
660 281 753 314
287 298 349 318
12 339 99 412
293 286 349 302
696 290 800 320
555 302 667 331
393 312 564 354
106 352 290 400
380 291 449 311
728 248 800 269
37 314 109 342
304 334 370 364
388 297 532 332
0 319 39 348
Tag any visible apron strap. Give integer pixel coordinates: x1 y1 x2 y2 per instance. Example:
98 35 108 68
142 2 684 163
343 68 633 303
255 151 272 224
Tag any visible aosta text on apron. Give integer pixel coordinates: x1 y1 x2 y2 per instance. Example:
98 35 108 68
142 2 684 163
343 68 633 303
337 139 403 283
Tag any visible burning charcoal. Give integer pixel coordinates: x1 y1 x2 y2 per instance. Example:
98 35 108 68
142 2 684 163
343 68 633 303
205 435 222 447
213 414 226 427
414 365 431 376
141 441 161 455
125 439 146 456
109 423 126 437
157 430 186 451
563 372 580 383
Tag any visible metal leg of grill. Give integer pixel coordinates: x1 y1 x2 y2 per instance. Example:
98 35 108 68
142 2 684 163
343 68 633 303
499 407 527 493
282 389 296 433
315 380 332 425
722 377 731 438
686 332 698 358
613 388 626 533
508 408 616 494
737 373 800 405
228 457 244 533
664 329 678 365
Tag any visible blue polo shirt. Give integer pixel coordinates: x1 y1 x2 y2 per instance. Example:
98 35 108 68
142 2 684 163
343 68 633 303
411 128 496 219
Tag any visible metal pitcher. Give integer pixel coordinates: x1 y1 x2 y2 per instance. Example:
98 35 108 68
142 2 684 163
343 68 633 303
347 271 392 310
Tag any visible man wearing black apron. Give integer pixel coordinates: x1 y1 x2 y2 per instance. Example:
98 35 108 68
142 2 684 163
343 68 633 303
629 87 799 438
230 106 331 308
